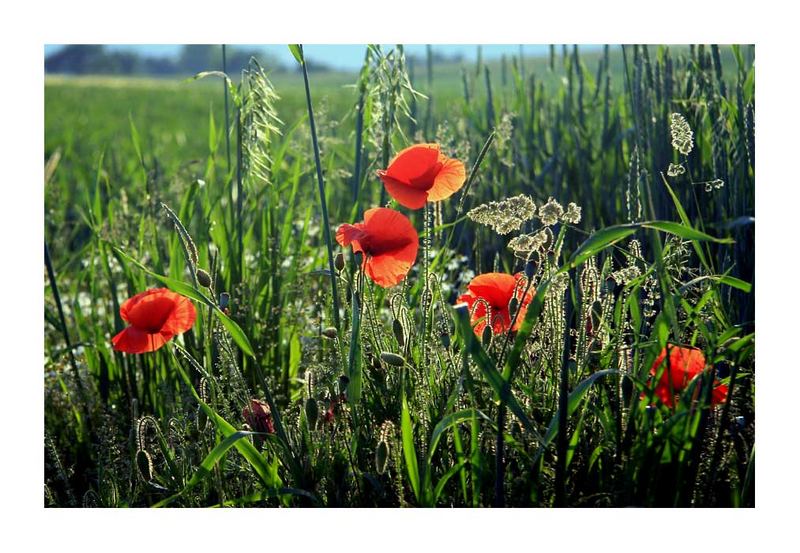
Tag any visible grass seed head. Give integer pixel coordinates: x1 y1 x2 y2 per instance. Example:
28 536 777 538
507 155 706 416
538 197 564 226
467 194 536 235
670 112 694 155
562 202 582 225
305 398 319 428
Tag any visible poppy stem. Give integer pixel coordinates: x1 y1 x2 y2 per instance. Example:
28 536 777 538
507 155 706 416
299 45 342 332
434 131 495 274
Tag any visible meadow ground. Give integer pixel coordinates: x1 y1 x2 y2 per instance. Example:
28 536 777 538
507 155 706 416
44 45 754 507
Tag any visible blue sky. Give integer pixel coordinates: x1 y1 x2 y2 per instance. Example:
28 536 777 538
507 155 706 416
44 44 593 71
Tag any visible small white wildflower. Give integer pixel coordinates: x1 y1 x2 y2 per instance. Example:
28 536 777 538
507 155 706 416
538 197 564 226
667 163 685 177
561 202 582 225
704 178 725 192
508 230 550 258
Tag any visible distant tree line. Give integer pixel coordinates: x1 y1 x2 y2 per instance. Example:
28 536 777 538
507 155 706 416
45 45 333 76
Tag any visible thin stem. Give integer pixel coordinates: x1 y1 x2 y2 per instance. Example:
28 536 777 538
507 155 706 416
45 242 85 397
299 45 342 332
555 285 574 507
222 45 232 171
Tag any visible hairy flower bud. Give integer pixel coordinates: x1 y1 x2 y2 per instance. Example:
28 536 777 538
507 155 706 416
196 268 212 288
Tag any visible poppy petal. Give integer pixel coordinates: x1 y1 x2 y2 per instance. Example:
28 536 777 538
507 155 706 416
426 156 466 202
467 273 519 308
112 326 173 353
336 222 366 247
383 143 441 186
711 384 729 405
119 288 160 324
365 248 415 287
161 294 197 335
338 207 419 287
363 208 418 253
380 174 429 210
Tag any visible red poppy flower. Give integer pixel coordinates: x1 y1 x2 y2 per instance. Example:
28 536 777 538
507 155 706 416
647 345 728 408
457 273 534 336
377 143 466 210
336 207 419 288
111 288 197 353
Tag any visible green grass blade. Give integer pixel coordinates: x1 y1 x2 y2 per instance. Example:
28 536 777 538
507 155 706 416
401 387 421 503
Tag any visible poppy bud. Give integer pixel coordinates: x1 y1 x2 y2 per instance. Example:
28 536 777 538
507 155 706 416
322 327 338 339
380 352 406 367
509 297 519 318
334 253 345 272
196 268 212 288
375 440 389 475
482 324 493 348
242 399 275 435
392 319 405 348
305 398 319 428
324 397 337 424
135 449 153 482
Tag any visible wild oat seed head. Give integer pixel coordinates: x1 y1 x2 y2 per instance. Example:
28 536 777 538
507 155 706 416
467 194 536 235
538 197 564 226
670 112 694 155
562 202 582 225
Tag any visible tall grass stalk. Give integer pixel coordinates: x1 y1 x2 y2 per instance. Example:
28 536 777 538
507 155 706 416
298 44 342 332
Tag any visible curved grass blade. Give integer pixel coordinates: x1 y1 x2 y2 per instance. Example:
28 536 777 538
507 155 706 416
167 348 276 491
453 304 543 444
427 409 491 466
213 487 320 507
538 369 618 450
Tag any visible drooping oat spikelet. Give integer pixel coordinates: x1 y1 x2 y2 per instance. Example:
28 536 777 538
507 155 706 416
670 112 694 155
467 194 536 235
494 112 516 167
241 59 282 188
